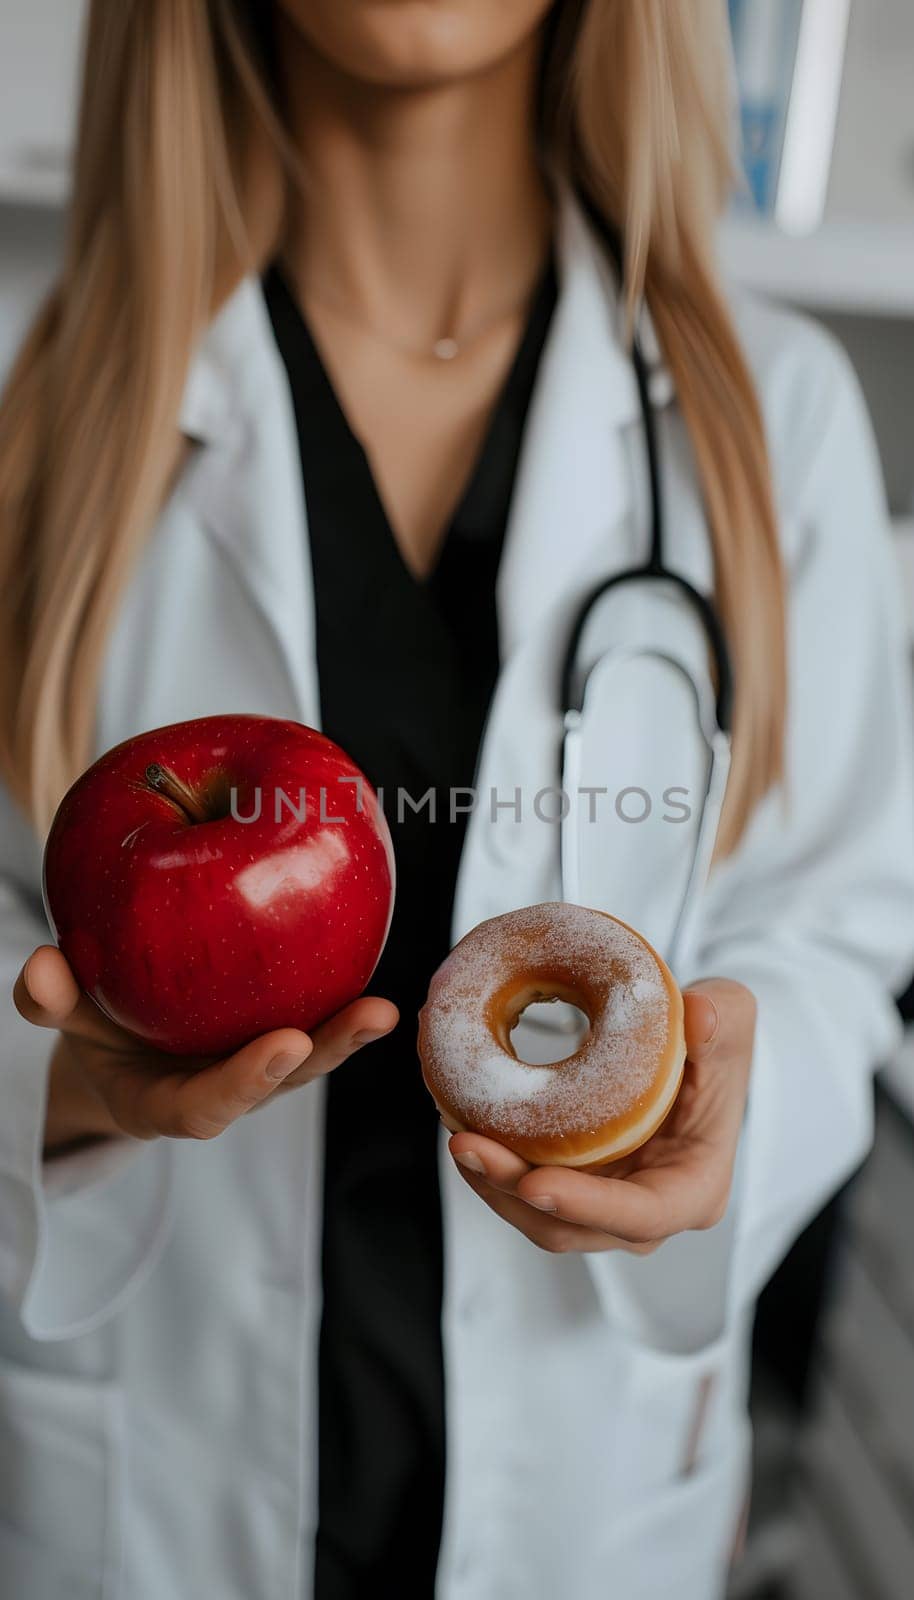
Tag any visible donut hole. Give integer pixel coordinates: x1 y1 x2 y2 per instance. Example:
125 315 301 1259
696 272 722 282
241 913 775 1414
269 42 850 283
509 995 591 1066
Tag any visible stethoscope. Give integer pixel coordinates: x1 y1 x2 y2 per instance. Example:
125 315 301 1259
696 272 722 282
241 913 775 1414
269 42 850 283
557 206 734 975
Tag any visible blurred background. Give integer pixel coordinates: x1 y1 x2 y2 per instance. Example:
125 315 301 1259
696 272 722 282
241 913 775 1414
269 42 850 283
0 3 913 1596
723 10 914 1594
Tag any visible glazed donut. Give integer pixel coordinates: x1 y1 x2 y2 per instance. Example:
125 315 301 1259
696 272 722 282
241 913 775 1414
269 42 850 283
418 902 685 1169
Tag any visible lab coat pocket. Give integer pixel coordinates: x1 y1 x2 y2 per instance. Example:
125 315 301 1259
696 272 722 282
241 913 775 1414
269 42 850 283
0 1358 125 1599
601 1424 752 1600
611 1331 743 1498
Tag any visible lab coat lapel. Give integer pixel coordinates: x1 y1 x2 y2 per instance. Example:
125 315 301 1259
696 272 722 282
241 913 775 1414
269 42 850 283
496 188 643 659
175 192 657 731
178 279 321 727
453 191 651 937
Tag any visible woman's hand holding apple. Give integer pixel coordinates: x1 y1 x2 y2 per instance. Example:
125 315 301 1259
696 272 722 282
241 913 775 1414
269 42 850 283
16 944 398 1156
22 716 400 1154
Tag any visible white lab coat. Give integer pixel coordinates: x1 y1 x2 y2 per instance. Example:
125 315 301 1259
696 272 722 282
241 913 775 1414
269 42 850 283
1 191 912 1600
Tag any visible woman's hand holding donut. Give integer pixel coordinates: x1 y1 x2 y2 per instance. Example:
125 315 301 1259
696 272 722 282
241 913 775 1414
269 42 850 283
15 945 398 1156
448 979 756 1255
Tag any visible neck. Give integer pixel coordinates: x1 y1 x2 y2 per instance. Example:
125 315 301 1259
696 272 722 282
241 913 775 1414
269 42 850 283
275 24 553 345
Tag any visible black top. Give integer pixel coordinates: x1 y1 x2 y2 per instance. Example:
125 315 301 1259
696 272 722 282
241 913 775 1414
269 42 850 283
263 261 558 1598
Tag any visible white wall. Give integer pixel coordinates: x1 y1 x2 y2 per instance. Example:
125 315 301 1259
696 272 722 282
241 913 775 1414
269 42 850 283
0 0 84 204
0 0 78 368
829 0 914 223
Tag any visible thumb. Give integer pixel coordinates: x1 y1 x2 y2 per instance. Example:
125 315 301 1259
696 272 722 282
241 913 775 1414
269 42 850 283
683 978 757 1066
14 945 81 1029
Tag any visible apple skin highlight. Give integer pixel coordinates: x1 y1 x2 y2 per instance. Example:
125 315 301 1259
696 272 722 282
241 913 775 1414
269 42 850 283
42 715 396 1057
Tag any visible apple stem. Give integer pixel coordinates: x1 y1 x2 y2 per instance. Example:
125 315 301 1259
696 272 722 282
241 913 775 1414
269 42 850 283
144 763 209 825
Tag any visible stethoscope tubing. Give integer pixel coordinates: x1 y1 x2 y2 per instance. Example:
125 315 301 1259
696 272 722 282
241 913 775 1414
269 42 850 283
557 201 735 971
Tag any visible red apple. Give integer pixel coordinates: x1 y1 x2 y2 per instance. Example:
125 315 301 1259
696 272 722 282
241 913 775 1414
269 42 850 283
42 715 395 1056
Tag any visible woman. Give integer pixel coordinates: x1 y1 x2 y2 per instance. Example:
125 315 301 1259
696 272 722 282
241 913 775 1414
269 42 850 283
0 2 911 1597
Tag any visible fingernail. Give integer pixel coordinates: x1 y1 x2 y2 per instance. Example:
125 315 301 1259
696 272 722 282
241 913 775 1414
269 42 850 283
455 1151 486 1176
351 1027 388 1048
702 1000 720 1045
526 1194 558 1213
267 1050 307 1081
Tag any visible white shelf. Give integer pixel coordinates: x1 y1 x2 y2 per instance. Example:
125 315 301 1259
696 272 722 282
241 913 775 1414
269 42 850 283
720 216 914 319
0 151 70 210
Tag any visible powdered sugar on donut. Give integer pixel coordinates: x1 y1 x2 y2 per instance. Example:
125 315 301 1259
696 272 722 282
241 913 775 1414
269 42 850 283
420 903 671 1142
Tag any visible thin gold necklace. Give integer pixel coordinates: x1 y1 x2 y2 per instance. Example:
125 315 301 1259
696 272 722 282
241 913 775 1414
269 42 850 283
298 278 535 363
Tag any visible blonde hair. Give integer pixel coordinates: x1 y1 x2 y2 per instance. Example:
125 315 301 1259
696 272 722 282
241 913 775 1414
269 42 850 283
0 0 785 850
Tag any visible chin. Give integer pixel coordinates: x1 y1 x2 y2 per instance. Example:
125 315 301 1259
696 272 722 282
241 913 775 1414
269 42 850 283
277 0 556 90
